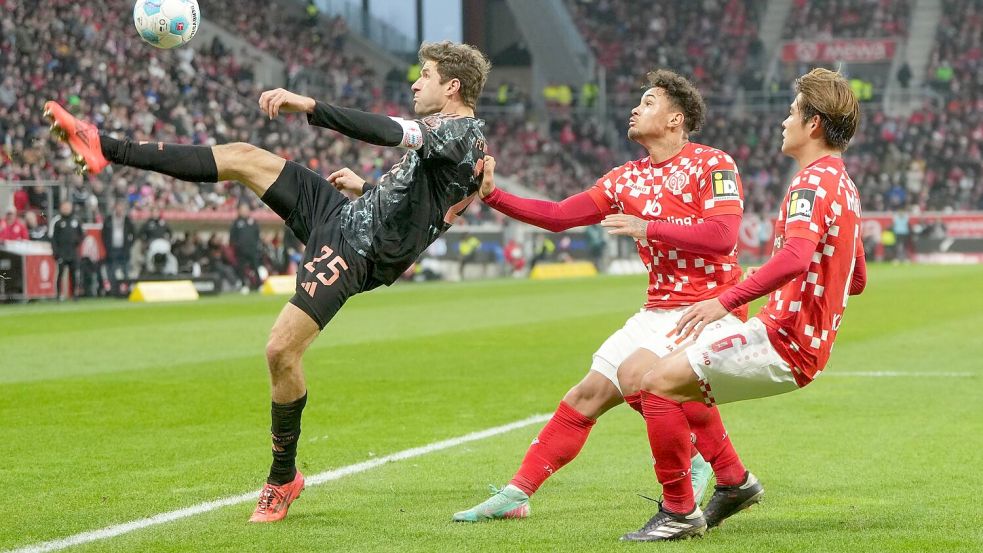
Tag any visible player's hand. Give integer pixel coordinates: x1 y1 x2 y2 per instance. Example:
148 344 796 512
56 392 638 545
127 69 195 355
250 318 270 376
327 168 367 195
479 155 496 199
600 214 648 240
258 88 316 120
745 266 760 279
671 298 728 342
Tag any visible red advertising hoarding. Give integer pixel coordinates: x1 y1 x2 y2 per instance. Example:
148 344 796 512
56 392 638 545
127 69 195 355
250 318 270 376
781 39 897 63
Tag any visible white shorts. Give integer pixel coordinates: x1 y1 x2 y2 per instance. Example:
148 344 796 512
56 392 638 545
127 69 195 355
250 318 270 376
685 317 799 406
591 308 745 394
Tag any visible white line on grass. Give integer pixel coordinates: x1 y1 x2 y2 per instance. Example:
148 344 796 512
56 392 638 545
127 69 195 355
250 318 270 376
825 371 975 378
7 413 552 553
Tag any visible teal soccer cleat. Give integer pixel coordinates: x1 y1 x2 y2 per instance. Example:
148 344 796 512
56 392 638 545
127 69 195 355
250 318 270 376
453 484 530 522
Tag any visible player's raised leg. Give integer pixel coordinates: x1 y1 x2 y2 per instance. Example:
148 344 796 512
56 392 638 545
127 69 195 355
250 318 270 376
42 101 285 199
250 302 320 523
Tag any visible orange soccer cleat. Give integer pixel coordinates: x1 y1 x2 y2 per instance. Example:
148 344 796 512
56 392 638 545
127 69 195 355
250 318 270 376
42 101 109 176
248 471 305 523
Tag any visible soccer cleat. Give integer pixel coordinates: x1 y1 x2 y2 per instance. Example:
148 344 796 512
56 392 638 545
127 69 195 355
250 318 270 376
691 453 713 506
452 484 530 522
42 101 109 175
703 471 764 529
248 470 305 523
620 503 707 542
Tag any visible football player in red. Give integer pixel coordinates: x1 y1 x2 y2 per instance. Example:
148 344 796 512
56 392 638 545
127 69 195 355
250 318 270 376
454 69 749 522
621 68 867 542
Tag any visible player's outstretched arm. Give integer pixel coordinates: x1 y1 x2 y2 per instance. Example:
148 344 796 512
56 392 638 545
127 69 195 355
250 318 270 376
671 237 815 341
258 88 406 147
258 88 316 119
601 214 741 256
480 156 606 232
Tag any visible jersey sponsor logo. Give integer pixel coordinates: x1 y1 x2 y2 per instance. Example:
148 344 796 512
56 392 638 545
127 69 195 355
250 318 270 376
711 170 739 199
665 171 688 194
642 198 662 217
787 188 816 222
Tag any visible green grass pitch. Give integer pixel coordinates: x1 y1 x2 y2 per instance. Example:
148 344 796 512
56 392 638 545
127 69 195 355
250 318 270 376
1 264 981 552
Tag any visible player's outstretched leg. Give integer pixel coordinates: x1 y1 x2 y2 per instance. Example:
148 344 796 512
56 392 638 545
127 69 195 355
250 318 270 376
42 101 286 198
43 101 108 175
250 302 320 523
453 373 619 522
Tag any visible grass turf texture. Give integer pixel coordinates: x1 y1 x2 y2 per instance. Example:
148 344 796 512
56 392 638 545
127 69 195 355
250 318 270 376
1 264 981 552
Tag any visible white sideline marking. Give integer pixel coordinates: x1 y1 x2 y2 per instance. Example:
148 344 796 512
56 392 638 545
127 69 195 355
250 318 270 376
826 371 974 378
7 413 552 553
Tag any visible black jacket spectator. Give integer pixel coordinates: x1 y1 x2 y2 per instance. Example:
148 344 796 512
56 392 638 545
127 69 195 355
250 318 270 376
51 213 83 261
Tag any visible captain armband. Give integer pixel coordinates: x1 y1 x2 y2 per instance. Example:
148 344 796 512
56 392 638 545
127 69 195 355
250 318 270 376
391 117 425 151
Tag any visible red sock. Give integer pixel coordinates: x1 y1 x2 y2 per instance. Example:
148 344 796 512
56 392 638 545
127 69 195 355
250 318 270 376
641 391 694 514
628 392 699 457
509 401 595 495
624 392 644 415
681 401 746 486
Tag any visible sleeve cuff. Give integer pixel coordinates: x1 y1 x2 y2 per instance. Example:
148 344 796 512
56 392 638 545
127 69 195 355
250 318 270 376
482 188 503 205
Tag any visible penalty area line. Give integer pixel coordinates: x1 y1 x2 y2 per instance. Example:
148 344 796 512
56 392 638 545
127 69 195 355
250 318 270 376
6 413 552 553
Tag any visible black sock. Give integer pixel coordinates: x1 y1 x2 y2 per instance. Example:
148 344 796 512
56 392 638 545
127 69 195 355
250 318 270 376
99 135 218 182
267 392 308 485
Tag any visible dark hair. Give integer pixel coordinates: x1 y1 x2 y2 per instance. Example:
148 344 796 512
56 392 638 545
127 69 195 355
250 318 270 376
418 41 492 109
794 68 860 151
644 69 706 133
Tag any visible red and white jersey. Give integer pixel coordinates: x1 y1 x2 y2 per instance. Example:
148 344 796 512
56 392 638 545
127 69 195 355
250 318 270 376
757 155 863 385
586 142 746 311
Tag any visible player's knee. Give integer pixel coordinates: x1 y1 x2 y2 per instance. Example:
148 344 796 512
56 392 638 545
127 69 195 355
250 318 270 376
563 379 617 415
215 142 253 179
226 141 259 158
617 357 651 395
265 336 298 374
640 366 671 395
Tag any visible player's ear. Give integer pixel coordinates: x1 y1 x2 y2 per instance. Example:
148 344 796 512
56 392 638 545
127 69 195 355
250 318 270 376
808 114 823 139
669 111 684 130
445 78 462 98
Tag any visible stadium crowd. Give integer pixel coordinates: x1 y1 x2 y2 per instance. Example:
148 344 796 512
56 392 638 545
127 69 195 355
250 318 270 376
782 0 912 39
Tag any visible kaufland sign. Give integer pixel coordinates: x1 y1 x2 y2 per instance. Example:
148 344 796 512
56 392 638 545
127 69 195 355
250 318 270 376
781 39 897 63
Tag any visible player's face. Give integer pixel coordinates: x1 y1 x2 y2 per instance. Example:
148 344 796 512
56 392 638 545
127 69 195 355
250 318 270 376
411 61 451 115
781 94 812 156
628 88 679 142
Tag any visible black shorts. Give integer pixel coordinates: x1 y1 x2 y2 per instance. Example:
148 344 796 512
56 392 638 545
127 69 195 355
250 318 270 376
261 161 381 329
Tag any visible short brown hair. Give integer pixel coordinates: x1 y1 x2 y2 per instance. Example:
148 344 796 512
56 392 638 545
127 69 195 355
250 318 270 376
418 41 492 110
794 68 860 150
644 69 706 134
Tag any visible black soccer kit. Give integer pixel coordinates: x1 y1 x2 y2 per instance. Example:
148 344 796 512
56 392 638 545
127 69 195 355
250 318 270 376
261 102 486 328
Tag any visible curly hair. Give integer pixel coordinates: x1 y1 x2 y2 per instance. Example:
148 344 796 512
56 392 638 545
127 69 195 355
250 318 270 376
418 41 492 110
644 69 707 134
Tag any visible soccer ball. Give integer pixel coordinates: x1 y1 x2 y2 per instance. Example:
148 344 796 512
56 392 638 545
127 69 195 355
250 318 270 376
133 0 200 49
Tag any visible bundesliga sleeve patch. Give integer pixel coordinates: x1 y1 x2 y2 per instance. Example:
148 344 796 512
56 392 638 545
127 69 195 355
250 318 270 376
787 188 816 222
710 170 740 199
391 117 424 150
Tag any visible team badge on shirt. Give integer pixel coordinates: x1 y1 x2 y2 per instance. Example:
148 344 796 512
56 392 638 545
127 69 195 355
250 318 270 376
787 189 816 222
665 171 688 194
711 170 739 199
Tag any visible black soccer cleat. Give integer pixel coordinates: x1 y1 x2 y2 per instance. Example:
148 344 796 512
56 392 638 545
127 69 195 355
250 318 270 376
703 471 764 529
620 503 707 542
